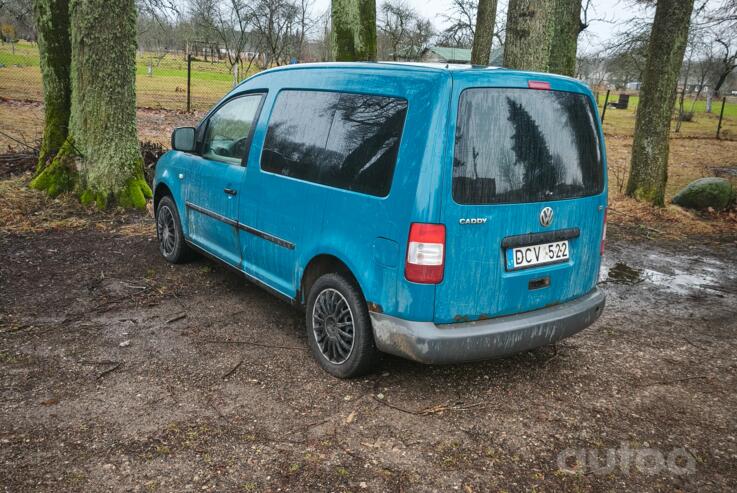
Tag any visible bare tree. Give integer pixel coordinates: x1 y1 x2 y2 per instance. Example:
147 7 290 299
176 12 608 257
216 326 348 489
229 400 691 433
437 0 476 48
604 15 651 87
408 17 434 58
250 0 302 66
192 0 260 82
294 0 316 60
707 34 737 107
1 0 35 43
377 0 433 61
188 0 221 60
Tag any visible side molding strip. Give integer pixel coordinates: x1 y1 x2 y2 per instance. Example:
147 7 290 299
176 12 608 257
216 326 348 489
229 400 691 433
237 223 295 250
185 201 295 250
185 201 237 226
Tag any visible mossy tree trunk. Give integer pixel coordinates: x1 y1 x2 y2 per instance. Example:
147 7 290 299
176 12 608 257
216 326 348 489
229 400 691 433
33 0 71 171
332 0 377 61
503 0 555 72
470 0 498 66
31 0 151 208
626 0 694 206
548 0 581 77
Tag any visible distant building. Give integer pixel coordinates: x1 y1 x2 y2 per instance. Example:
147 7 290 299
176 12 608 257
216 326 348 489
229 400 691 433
625 81 641 91
419 46 504 66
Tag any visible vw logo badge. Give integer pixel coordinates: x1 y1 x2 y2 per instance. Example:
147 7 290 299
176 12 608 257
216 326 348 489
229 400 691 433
539 207 554 227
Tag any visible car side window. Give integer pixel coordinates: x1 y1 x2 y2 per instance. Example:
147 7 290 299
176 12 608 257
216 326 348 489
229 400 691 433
261 90 408 197
202 94 263 165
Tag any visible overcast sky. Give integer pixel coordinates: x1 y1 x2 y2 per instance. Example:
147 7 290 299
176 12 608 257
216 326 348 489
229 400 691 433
310 0 654 54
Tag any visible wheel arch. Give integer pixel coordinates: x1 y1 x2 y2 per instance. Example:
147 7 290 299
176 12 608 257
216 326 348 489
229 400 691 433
298 254 366 308
153 182 173 210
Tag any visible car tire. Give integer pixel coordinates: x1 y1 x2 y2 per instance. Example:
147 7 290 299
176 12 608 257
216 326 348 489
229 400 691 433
305 273 379 378
155 195 193 264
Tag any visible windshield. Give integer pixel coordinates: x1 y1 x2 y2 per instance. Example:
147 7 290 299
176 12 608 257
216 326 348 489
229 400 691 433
453 88 604 205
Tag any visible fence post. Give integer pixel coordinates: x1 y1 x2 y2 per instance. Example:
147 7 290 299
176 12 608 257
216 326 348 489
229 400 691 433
716 96 726 140
186 54 192 113
601 89 610 123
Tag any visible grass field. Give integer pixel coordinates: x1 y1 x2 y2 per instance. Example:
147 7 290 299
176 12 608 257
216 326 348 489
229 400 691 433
0 40 256 110
2 40 736 137
594 92 737 139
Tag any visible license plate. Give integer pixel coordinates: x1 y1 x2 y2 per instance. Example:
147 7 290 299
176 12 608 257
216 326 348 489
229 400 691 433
506 240 569 270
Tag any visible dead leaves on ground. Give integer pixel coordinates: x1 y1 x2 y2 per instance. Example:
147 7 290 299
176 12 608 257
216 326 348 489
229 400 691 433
0 175 153 236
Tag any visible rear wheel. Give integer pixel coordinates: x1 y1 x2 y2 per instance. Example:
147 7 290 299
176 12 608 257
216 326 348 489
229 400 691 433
156 195 193 263
305 273 378 378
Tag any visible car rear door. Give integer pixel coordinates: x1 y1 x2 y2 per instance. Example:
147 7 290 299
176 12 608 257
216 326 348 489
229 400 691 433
434 80 607 324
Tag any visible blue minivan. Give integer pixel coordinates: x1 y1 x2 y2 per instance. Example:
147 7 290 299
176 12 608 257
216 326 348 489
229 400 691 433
153 62 607 378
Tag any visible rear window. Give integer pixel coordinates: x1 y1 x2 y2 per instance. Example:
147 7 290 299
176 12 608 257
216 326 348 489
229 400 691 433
261 90 408 197
452 88 603 205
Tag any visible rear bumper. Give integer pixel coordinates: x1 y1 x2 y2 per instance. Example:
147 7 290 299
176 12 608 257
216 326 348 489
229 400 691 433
370 288 605 364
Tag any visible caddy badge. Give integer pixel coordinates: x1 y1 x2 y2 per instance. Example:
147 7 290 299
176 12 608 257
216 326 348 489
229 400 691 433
459 217 488 225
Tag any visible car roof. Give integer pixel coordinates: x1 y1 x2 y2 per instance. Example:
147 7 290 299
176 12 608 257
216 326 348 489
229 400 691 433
242 61 591 95
257 61 501 74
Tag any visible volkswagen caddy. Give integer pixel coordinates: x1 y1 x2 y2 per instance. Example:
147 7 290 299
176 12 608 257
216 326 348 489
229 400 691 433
153 62 607 378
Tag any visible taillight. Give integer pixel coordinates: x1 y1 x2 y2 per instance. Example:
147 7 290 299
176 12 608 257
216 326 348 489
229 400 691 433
405 223 445 284
600 207 608 255
528 80 551 90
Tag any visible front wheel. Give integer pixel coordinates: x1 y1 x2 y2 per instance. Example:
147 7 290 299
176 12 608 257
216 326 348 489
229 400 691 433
305 273 379 378
156 195 193 264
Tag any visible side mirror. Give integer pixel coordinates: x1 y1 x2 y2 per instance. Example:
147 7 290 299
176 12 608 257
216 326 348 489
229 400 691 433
171 127 196 152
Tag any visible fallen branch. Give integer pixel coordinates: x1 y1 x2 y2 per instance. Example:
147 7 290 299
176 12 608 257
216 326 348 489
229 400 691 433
418 401 486 415
641 375 708 387
222 357 244 379
96 361 122 380
200 339 304 351
166 313 187 324
683 338 707 351
121 282 147 290
371 395 420 415
0 129 39 153
371 396 485 416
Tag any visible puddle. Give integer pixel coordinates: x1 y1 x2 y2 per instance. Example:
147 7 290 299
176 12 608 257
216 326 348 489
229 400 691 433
605 262 644 285
641 268 721 295
602 256 732 296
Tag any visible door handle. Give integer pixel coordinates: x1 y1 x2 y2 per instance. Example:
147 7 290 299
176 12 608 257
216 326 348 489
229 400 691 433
223 188 237 196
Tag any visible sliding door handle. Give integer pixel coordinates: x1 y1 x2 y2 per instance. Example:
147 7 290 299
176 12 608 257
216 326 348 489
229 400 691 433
223 188 237 196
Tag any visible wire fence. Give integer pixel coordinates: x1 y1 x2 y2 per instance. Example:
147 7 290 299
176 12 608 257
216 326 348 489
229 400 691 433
0 40 251 111
594 89 736 140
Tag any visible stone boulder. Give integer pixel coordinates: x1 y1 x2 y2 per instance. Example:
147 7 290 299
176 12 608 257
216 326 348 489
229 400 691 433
672 177 735 211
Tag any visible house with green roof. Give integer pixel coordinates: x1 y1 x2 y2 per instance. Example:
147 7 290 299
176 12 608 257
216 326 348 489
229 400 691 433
419 46 504 66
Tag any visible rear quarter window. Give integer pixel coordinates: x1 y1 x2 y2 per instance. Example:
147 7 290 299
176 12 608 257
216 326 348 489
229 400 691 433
261 90 408 197
453 88 603 205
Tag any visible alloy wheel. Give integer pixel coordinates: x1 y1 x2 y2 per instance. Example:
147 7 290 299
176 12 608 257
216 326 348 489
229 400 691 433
157 205 177 257
312 288 355 364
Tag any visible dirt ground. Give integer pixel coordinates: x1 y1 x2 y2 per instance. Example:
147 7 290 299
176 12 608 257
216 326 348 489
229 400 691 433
1 170 737 492
2 97 737 491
